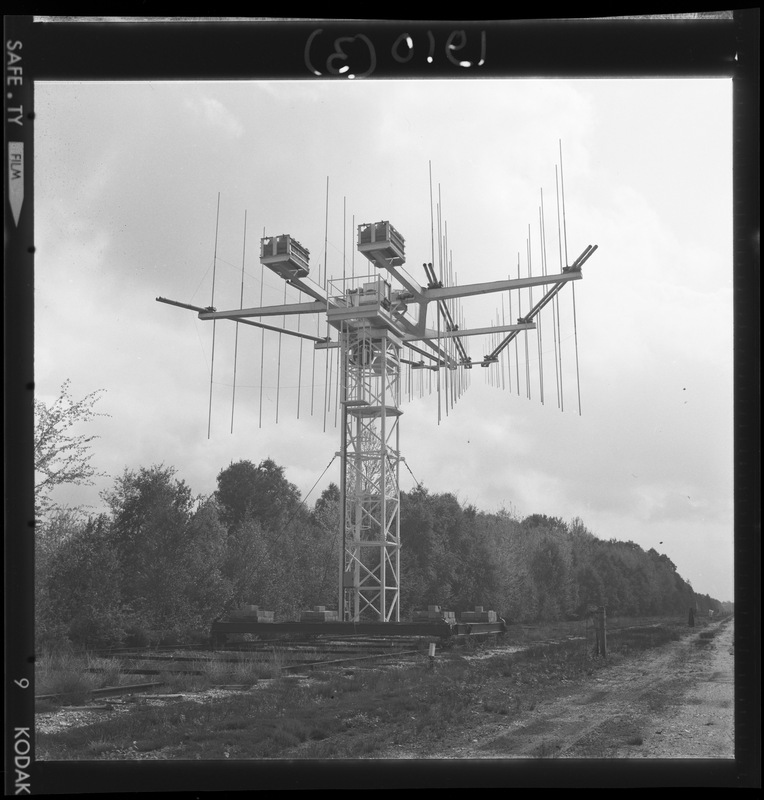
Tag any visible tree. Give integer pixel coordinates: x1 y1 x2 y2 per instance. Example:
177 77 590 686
181 498 233 628
34 380 108 517
530 536 570 620
313 482 340 523
35 506 92 649
522 514 568 534
44 514 126 648
104 464 228 638
215 458 302 532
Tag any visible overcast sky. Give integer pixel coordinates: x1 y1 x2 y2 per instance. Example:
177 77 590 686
34 77 734 602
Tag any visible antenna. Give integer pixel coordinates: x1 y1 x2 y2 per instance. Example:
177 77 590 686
207 193 221 439
230 209 247 434
156 157 597 624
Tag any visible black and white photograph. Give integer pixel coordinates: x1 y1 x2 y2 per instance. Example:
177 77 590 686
5 14 759 792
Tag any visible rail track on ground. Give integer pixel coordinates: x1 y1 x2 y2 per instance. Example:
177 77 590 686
35 635 447 702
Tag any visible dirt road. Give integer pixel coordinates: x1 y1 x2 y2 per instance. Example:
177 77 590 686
419 618 735 759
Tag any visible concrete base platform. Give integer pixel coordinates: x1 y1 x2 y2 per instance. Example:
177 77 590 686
210 618 506 647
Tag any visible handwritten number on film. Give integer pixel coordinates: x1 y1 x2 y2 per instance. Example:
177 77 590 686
305 29 486 78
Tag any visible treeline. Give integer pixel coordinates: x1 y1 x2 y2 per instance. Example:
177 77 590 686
35 459 725 650
400 491 723 624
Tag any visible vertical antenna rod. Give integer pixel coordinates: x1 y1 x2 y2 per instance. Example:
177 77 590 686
258 227 266 428
231 209 247 434
555 165 564 410
429 163 441 424
559 140 583 415
559 139 569 266
322 177 331 432
207 193 221 439
275 282 285 423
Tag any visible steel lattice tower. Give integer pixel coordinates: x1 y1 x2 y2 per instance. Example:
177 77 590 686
327 223 410 622
158 180 596 626
339 324 402 621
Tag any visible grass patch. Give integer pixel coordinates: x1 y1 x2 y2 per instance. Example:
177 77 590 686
37 648 288 701
36 652 102 705
86 738 119 756
36 658 480 759
606 623 685 656
37 649 162 705
199 651 286 684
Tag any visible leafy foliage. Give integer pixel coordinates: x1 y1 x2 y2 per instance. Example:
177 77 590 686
35 455 724 650
215 458 302 531
398 490 708 624
34 380 108 518
43 515 125 648
104 465 230 638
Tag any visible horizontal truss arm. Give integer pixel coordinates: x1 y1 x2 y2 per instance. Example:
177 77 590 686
156 297 329 343
484 245 596 361
406 322 535 342
286 276 329 304
198 300 329 320
424 268 582 303
229 317 329 343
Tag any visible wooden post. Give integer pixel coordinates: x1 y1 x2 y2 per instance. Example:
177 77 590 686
597 606 607 659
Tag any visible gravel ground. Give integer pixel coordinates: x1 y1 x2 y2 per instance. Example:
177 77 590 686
387 618 735 759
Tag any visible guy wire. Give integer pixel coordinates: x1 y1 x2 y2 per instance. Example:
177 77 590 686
403 458 423 490
269 455 338 550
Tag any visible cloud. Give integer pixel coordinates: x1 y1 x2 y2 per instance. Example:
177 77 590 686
183 95 245 139
32 79 735 602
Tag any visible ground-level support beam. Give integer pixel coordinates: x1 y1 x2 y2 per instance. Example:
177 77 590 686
209 619 507 647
